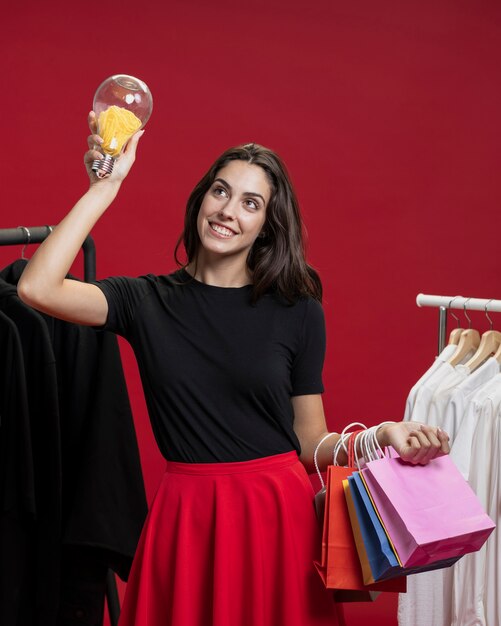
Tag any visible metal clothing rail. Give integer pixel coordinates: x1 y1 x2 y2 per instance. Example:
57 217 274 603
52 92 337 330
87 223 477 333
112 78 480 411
0 226 96 282
416 293 501 355
0 225 120 626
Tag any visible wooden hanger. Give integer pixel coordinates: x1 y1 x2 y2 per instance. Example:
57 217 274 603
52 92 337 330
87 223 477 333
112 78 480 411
448 328 463 345
448 329 481 366
475 300 501 367
494 340 501 365
464 330 501 371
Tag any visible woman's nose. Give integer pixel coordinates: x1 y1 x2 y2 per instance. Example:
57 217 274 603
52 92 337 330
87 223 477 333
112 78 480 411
218 200 237 219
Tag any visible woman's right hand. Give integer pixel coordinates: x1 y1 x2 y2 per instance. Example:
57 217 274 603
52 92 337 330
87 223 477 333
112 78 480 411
17 111 145 326
84 111 145 186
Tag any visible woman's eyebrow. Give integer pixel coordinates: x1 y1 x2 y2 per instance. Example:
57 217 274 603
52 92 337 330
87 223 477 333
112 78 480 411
214 178 266 204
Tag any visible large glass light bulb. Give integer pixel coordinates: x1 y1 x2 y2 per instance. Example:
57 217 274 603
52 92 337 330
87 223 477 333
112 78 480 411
91 74 153 179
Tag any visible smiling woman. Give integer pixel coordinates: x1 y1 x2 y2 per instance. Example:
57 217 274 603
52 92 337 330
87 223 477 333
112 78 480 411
175 142 324 302
193 161 270 277
16 118 449 626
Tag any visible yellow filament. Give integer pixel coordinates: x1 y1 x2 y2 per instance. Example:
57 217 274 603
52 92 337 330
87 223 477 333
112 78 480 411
98 106 142 158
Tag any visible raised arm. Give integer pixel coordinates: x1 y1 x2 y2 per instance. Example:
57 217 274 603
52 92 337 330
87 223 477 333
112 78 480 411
17 112 144 326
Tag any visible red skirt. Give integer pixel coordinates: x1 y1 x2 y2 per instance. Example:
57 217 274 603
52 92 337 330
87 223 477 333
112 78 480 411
119 451 344 626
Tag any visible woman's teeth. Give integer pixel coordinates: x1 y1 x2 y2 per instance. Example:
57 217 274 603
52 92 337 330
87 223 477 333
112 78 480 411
210 223 235 237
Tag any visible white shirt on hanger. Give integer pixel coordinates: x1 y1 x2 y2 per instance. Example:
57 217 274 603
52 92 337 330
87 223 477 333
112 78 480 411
427 363 471 428
451 385 501 626
409 361 460 424
403 345 457 421
409 350 475 425
436 358 500 442
420 362 500 626
451 373 501 480
484 398 500 626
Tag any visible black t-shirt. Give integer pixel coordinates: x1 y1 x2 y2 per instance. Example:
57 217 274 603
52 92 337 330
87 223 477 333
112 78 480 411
95 269 326 463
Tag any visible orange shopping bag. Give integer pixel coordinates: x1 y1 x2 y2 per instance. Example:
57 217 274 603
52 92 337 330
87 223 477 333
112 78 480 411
314 428 406 595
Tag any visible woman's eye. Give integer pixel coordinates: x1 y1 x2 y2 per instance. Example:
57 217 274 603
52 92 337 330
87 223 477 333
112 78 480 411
214 186 227 197
245 199 258 210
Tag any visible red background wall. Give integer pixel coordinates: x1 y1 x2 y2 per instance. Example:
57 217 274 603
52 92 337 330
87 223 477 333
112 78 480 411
3 1 501 623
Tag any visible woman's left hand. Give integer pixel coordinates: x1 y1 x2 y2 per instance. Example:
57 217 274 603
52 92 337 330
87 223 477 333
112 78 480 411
377 422 450 465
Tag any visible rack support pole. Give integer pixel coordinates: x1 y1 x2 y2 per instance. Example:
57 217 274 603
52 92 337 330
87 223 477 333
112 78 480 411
438 306 447 355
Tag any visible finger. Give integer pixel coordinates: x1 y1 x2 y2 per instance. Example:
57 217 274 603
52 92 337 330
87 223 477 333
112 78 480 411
408 428 443 465
400 428 436 465
84 149 104 165
408 430 433 464
122 129 145 158
88 111 98 134
415 425 442 464
437 427 451 455
87 134 104 150
398 432 422 464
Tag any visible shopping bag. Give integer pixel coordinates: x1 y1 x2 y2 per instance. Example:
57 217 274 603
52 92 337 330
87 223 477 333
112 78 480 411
346 471 458 583
314 436 406 594
357 469 460 575
362 449 496 567
314 466 379 602
344 474 403 583
316 465 367 590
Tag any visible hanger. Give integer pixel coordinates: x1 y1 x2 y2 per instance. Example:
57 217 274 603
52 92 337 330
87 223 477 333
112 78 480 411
448 298 480 367
464 300 501 371
465 300 501 369
14 225 52 268
19 226 31 258
494 339 501 365
447 297 463 346
18 226 31 259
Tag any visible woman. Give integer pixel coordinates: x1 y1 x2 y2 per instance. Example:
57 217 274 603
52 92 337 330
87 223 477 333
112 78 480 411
18 114 449 626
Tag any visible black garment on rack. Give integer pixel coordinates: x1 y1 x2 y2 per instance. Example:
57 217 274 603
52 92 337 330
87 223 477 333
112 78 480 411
0 309 35 516
0 260 147 625
0 310 36 626
0 280 62 626
47 307 147 577
1 260 147 576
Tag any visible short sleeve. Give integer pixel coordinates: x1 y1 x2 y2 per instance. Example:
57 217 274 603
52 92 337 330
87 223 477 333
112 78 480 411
290 298 326 396
92 276 151 336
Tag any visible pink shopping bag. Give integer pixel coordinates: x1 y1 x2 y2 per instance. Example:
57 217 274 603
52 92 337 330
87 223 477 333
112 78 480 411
361 450 495 568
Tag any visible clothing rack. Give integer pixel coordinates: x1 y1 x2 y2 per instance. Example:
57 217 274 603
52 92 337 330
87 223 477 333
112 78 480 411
416 293 501 354
0 226 96 282
0 226 120 626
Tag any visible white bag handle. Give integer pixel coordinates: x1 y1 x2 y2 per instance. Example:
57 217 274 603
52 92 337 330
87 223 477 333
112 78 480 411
353 430 367 469
314 420 398 489
362 421 396 462
314 432 339 488
315 422 369 487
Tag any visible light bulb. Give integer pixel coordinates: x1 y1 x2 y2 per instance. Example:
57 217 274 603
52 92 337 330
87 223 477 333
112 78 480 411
91 74 153 179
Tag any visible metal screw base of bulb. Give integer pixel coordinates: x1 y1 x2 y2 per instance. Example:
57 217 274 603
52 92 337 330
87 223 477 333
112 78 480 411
91 155 115 179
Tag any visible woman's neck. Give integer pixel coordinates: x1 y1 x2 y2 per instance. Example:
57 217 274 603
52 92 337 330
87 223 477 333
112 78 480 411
185 255 252 288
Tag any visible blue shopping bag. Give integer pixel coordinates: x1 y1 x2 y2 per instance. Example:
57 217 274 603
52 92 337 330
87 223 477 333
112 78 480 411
347 472 403 583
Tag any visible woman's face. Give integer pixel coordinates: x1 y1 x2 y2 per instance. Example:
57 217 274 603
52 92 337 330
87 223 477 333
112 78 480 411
196 160 272 264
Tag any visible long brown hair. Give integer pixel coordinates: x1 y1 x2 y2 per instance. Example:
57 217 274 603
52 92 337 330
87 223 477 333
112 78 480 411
174 143 322 303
